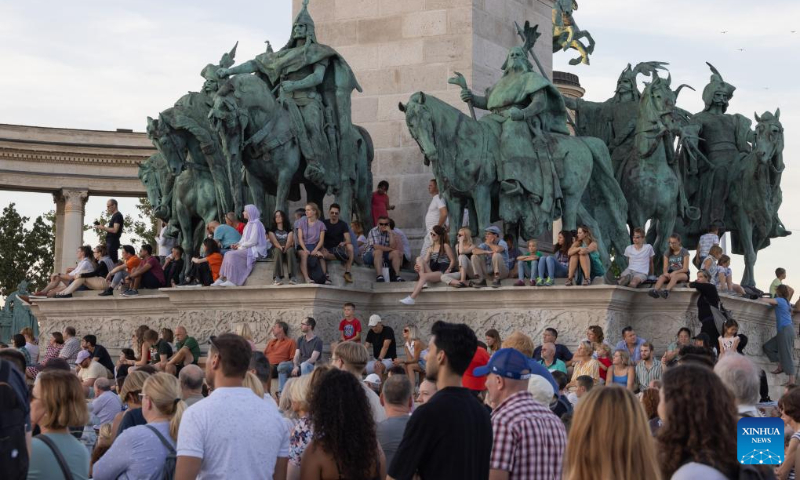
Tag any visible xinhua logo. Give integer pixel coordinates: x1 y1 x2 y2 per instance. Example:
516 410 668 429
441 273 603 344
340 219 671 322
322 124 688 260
737 417 784 465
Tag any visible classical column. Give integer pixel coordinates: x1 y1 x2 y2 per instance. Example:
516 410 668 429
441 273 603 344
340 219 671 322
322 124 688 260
53 189 88 272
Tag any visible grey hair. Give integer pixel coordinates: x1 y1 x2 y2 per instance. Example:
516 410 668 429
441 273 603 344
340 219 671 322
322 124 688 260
178 364 205 391
714 353 760 406
94 377 112 391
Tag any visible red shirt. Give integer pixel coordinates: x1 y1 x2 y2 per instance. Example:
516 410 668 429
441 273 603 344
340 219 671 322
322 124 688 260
371 191 389 226
597 357 612 381
339 318 362 342
235 222 245 235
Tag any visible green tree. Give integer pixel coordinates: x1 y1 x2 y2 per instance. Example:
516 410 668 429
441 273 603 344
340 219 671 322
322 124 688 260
0 203 55 296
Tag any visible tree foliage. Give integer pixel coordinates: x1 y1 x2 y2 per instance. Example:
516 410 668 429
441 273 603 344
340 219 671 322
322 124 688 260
0 203 55 296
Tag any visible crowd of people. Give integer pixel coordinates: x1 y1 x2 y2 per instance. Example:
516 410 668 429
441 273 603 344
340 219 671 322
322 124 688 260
3 278 798 479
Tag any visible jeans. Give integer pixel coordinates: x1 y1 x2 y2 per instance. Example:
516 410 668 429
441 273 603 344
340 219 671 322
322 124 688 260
517 260 539 280
277 360 315 392
538 256 568 279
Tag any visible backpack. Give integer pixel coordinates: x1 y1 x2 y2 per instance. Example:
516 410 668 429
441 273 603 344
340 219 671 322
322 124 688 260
738 464 777 480
0 360 29 480
306 255 327 284
742 285 765 300
146 425 176 480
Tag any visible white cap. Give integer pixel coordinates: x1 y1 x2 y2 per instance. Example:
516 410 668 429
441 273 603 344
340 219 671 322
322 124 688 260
365 373 382 385
368 314 382 327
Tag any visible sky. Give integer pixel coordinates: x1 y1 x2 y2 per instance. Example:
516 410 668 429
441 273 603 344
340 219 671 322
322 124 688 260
0 0 796 290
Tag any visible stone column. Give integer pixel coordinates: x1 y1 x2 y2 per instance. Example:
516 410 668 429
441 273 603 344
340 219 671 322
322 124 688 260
53 189 88 272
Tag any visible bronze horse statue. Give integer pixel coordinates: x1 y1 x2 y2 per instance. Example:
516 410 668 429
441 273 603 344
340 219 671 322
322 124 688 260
400 91 630 268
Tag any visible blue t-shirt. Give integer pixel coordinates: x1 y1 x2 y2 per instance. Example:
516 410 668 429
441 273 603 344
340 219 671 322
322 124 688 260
214 224 242 249
776 298 793 329
477 239 509 267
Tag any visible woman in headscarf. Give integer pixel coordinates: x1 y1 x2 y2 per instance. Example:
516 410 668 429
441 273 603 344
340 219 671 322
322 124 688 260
214 205 269 287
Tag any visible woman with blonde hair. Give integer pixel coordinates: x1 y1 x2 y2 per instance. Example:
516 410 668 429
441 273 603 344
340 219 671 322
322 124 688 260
28 370 91 479
608 349 635 391
90 423 115 477
566 341 600 391
296 202 328 285
443 227 476 288
111 370 151 438
288 374 314 480
234 323 258 351
94 373 186 479
565 386 662 480
395 324 425 382
243 371 265 398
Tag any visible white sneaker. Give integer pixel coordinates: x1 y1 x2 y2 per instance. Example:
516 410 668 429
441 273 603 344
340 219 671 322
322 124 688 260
219 280 237 287
211 278 224 286
399 296 416 305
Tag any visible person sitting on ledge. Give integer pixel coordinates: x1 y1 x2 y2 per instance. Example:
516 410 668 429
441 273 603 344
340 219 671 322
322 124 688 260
207 219 241 254
214 204 269 287
514 238 543 287
267 321 298 394
389 218 412 268
161 245 184 288
648 233 690 299
54 245 115 298
121 244 166 297
165 326 201 375
441 227 477 288
471 225 510 288
566 341 600 392
618 227 654 288
289 317 323 378
716 255 747 296
100 244 140 296
183 238 223 286
321 203 355 284
661 327 692 367
365 314 397 375
34 245 95 298
566 225 604 286
399 225 456 305
362 215 404 283
296 202 329 285
268 210 297 286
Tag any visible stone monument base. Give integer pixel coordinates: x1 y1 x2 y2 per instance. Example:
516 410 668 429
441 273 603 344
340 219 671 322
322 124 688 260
27 262 795 398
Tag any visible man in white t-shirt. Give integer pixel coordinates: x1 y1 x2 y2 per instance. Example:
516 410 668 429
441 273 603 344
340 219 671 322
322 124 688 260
176 334 289 480
419 179 448 256
618 227 655 288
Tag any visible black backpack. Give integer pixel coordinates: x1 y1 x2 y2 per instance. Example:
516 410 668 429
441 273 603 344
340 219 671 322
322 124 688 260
0 360 29 480
306 255 327 284
146 425 176 480
742 285 765 300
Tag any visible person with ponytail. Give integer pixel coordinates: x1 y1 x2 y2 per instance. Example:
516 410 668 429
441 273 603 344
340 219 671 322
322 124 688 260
93 372 186 479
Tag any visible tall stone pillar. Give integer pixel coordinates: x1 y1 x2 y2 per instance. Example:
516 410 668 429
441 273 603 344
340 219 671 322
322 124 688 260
53 189 88 272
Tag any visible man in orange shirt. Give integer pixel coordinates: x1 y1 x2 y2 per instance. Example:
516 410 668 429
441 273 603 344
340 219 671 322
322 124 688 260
100 245 141 296
266 321 298 394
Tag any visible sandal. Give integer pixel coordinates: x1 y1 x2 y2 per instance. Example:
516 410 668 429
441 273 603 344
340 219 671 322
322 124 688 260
565 278 574 286
772 367 784 375
582 279 590 286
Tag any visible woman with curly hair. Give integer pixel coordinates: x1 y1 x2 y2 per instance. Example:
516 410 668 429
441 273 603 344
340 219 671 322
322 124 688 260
300 368 385 479
565 386 661 480
657 364 740 479
640 387 662 436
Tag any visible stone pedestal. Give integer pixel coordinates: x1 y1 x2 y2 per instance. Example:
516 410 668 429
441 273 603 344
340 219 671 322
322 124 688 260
293 0 554 245
53 188 88 272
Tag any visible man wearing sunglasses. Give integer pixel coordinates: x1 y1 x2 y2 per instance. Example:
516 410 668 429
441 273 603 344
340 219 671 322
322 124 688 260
362 215 405 282
321 203 355 283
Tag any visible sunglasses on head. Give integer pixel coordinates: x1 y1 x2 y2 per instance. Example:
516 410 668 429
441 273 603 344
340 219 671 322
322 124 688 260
430 232 437 236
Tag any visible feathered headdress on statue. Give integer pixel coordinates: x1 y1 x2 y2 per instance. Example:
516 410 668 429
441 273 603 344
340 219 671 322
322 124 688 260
615 61 669 100
200 42 238 81
702 62 736 112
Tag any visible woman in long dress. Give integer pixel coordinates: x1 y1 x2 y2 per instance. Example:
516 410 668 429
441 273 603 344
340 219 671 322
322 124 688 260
215 204 269 287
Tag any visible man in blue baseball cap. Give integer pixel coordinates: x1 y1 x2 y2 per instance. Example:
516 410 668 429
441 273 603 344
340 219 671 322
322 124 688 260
474 348 566 480
470 225 510 288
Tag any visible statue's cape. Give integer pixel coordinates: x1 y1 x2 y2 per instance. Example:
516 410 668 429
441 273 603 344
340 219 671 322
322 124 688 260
254 42 363 184
485 71 570 135
254 43 361 94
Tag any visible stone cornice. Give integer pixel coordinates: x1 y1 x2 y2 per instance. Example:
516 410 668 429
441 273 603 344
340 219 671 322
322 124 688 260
0 145 152 167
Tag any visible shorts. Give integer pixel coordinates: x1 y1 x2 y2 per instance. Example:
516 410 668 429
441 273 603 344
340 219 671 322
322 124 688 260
363 250 390 266
329 245 350 262
620 268 648 282
141 271 166 290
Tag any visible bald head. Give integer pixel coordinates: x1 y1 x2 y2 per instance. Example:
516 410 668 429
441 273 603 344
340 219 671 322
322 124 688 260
179 364 205 392
714 353 760 406
541 342 556 360
94 377 112 392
